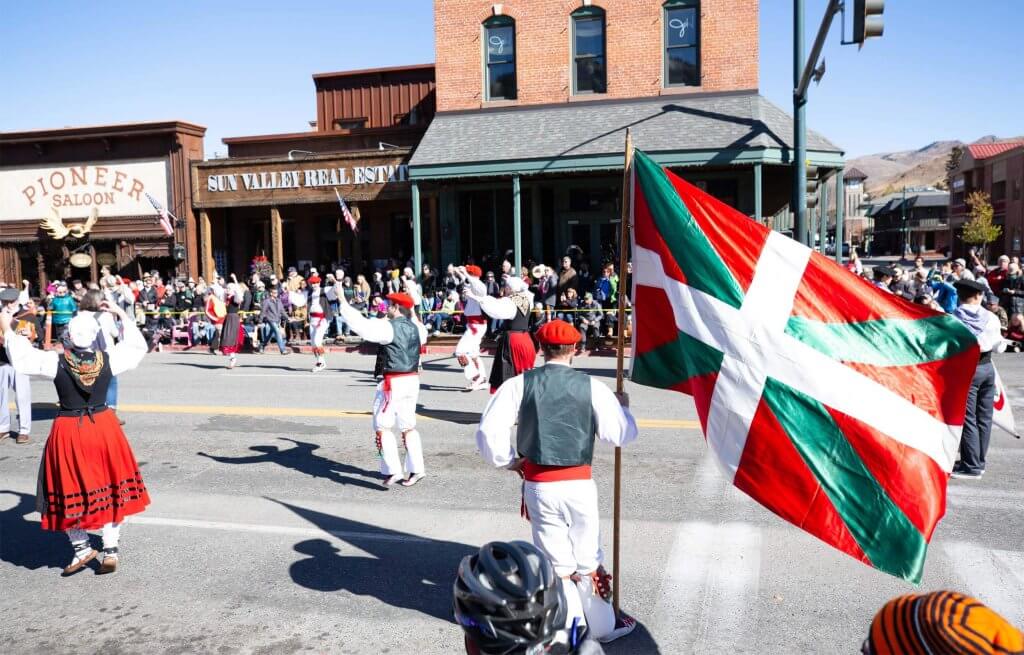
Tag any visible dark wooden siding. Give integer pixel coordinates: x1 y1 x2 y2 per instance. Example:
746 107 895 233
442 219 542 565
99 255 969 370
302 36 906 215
315 66 436 131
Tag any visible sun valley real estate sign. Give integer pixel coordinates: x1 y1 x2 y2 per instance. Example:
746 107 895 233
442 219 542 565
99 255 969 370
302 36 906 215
0 159 170 222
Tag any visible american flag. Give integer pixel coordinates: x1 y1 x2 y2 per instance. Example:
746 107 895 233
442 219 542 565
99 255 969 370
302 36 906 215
145 192 176 237
334 188 358 232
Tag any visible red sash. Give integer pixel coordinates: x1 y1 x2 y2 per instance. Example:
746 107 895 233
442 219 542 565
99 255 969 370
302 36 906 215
519 459 592 520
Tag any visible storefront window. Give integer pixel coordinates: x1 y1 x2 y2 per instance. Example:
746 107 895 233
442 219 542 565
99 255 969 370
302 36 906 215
664 1 700 87
572 7 606 94
484 16 516 101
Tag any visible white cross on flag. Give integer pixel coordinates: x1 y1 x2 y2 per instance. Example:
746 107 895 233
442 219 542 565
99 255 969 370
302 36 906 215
628 149 980 583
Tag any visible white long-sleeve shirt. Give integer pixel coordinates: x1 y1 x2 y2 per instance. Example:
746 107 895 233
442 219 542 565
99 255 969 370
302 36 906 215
957 304 1007 354
4 318 146 380
475 362 639 468
476 295 517 320
338 302 427 346
456 272 487 317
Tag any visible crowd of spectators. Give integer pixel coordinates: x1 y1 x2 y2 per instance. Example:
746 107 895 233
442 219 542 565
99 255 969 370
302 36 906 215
853 247 1024 351
19 250 632 354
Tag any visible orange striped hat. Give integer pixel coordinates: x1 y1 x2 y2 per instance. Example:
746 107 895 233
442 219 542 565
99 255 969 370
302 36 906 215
867 591 1024 655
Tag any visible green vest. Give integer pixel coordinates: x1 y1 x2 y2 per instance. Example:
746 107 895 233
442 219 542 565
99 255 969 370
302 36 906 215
516 365 596 466
381 317 420 373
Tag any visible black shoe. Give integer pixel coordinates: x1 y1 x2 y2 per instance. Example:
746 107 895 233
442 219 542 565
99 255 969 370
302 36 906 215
950 469 983 479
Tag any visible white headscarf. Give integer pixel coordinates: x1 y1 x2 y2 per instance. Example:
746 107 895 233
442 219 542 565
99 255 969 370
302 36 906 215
66 312 101 350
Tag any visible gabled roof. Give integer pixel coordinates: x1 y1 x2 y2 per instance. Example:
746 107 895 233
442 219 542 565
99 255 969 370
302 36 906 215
844 166 868 181
410 91 842 178
967 141 1024 160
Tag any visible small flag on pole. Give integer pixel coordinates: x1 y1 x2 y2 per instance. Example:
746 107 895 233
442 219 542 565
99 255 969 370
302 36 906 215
145 192 175 237
992 366 1019 438
334 188 358 232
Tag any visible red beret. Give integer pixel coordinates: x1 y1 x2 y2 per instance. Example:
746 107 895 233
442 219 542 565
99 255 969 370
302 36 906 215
465 265 482 278
536 319 580 346
386 292 415 309
307 274 321 285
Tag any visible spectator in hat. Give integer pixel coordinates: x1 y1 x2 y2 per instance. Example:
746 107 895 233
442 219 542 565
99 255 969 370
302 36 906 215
986 254 1011 296
985 293 1008 332
48 282 78 343
951 278 1006 479
952 258 974 281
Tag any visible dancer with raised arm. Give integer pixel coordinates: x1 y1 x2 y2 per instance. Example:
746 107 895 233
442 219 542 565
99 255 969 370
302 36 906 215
466 275 536 393
337 290 429 486
1 298 148 576
453 265 489 391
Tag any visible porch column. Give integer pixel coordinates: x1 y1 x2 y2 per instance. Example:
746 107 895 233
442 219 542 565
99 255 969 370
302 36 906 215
412 181 423 282
835 168 845 263
753 163 763 223
513 175 522 272
820 173 829 254
531 185 543 263
270 207 284 278
199 210 215 280
429 193 440 269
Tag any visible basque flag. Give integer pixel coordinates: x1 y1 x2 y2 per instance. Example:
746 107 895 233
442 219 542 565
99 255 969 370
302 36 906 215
628 148 979 583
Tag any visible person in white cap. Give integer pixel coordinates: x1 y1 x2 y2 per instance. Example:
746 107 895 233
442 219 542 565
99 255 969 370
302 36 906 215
466 275 536 393
0 284 32 443
453 265 489 391
337 290 429 486
1 295 148 576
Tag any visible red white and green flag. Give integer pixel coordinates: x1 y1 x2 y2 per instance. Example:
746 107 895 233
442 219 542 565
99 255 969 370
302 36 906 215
628 149 978 583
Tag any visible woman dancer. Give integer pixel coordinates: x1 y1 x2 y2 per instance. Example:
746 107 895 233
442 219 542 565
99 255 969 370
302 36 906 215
220 278 246 369
1 298 148 576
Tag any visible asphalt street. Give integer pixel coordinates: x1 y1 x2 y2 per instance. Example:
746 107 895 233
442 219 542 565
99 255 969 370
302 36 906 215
1 349 1022 654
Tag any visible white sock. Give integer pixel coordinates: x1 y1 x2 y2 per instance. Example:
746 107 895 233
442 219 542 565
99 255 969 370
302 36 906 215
101 522 121 550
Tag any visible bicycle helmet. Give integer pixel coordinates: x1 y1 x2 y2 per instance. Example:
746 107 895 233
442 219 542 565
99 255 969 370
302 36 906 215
454 540 567 654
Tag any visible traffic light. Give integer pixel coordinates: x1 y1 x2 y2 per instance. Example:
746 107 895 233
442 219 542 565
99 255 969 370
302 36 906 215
806 166 820 209
853 0 884 45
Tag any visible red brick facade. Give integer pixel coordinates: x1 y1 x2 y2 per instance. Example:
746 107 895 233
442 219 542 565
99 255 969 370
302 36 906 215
434 0 758 111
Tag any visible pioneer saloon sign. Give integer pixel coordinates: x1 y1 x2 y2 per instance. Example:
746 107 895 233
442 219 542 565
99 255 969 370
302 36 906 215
191 153 411 209
0 159 170 222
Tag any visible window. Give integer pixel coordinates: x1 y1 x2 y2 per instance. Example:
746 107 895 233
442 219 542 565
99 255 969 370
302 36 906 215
484 16 516 100
992 180 1007 202
572 7 606 94
335 118 366 130
664 1 700 87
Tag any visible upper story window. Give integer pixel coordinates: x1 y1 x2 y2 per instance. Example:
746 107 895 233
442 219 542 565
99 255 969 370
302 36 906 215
664 0 701 87
572 7 606 95
484 15 517 100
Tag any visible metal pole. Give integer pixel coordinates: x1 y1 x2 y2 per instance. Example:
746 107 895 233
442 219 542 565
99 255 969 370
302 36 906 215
513 176 522 273
820 171 829 253
793 0 808 245
412 182 423 282
835 168 845 263
901 185 908 258
754 163 763 224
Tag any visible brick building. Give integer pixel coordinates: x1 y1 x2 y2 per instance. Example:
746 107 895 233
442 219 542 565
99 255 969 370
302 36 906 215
948 141 1024 258
409 0 844 273
190 65 435 280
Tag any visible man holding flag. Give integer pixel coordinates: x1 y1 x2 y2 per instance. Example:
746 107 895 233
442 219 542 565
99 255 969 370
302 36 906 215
626 147 979 584
475 319 638 643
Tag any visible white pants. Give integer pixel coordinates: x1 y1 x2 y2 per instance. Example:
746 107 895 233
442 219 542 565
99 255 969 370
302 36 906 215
524 479 615 639
372 374 423 475
309 316 328 352
455 319 487 380
0 364 31 434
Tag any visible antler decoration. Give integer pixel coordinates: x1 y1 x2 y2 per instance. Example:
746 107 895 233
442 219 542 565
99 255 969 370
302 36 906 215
39 207 99 240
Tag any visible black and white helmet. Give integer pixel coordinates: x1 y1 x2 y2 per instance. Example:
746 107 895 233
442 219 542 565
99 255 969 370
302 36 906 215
454 540 567 654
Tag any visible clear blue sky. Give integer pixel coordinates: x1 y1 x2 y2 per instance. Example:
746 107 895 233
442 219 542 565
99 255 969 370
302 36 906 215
1 1 1020 159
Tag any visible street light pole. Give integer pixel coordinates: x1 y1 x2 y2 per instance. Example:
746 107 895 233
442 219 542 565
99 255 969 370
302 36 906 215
793 0 807 246
901 185 907 257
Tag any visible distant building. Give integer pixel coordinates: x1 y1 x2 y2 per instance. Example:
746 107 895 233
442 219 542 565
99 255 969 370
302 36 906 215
841 167 870 248
948 141 1024 258
864 189 949 256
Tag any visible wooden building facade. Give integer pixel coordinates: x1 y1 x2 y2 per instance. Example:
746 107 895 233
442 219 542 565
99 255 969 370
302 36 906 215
0 121 205 287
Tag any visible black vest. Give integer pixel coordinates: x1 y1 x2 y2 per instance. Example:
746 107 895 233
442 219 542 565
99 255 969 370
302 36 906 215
504 300 531 333
54 350 112 411
380 317 420 374
516 365 596 466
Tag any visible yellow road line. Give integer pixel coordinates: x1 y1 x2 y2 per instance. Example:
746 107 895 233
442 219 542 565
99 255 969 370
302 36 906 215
19 402 700 430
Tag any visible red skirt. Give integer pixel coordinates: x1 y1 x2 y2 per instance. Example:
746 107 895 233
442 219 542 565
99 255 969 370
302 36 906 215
36 409 150 531
220 314 246 354
489 331 537 393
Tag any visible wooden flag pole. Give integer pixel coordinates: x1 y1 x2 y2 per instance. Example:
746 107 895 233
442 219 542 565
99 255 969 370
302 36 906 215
612 128 634 614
